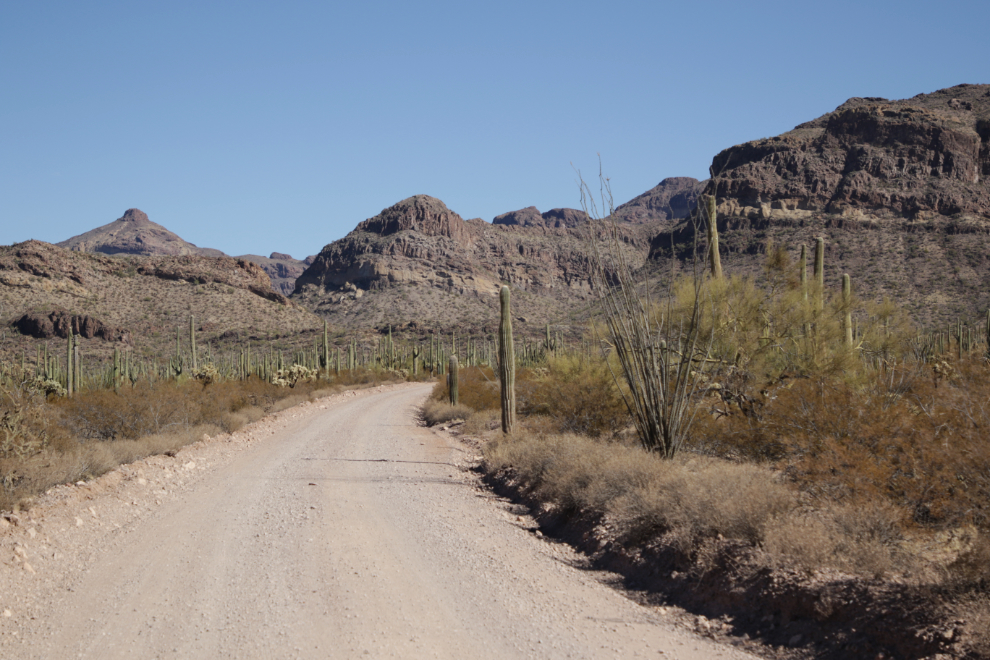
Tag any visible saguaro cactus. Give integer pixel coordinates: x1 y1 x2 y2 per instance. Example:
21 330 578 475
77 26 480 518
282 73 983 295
323 320 330 377
448 355 459 405
814 237 825 312
705 195 722 280
497 285 516 434
842 274 853 347
190 316 198 370
799 244 808 301
66 332 74 396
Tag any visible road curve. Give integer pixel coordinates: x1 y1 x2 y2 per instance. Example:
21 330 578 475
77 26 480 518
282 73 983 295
2 383 759 659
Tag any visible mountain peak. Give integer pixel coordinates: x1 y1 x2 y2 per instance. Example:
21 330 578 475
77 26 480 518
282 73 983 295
119 208 151 226
356 195 468 241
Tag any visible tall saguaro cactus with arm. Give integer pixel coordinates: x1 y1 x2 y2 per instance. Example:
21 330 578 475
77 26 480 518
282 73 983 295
498 285 516 434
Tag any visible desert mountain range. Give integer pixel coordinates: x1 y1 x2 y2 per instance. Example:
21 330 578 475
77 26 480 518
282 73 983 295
4 83 989 355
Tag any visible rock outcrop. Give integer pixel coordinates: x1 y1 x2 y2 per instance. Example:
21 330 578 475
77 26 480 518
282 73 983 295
12 310 126 341
705 84 990 222
57 209 227 258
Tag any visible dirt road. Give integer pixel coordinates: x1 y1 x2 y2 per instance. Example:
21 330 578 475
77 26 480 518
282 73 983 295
0 383 759 659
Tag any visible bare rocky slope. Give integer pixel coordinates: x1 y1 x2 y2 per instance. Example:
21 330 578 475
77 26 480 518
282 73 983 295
653 83 990 326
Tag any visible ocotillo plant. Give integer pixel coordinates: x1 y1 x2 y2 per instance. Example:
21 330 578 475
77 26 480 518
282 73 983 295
498 285 516 434
448 355 459 405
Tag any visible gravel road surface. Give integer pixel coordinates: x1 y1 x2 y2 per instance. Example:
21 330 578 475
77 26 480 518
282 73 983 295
0 383 760 659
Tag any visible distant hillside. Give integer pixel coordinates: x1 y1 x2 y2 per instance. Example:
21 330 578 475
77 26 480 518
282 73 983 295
653 83 990 325
57 208 226 258
0 240 321 362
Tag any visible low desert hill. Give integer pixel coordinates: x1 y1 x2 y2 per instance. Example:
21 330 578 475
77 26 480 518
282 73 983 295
0 240 322 363
652 83 990 326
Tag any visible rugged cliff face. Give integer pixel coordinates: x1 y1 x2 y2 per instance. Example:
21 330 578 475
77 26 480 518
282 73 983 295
293 195 653 332
653 84 990 325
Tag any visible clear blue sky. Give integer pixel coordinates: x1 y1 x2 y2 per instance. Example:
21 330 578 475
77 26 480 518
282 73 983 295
2 1 988 259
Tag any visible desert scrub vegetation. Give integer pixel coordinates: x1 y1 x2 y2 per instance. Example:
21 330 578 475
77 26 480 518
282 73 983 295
482 431 919 578
423 358 630 436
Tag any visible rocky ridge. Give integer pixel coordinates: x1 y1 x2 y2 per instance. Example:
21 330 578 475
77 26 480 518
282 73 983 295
493 206 590 228
55 209 318 295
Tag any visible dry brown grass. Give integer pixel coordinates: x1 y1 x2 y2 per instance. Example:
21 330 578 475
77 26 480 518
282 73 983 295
484 430 941 580
421 400 473 427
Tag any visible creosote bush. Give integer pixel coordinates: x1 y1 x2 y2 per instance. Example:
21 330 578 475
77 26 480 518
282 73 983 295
519 354 630 438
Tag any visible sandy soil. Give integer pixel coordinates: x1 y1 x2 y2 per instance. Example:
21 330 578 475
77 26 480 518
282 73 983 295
0 383 760 659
